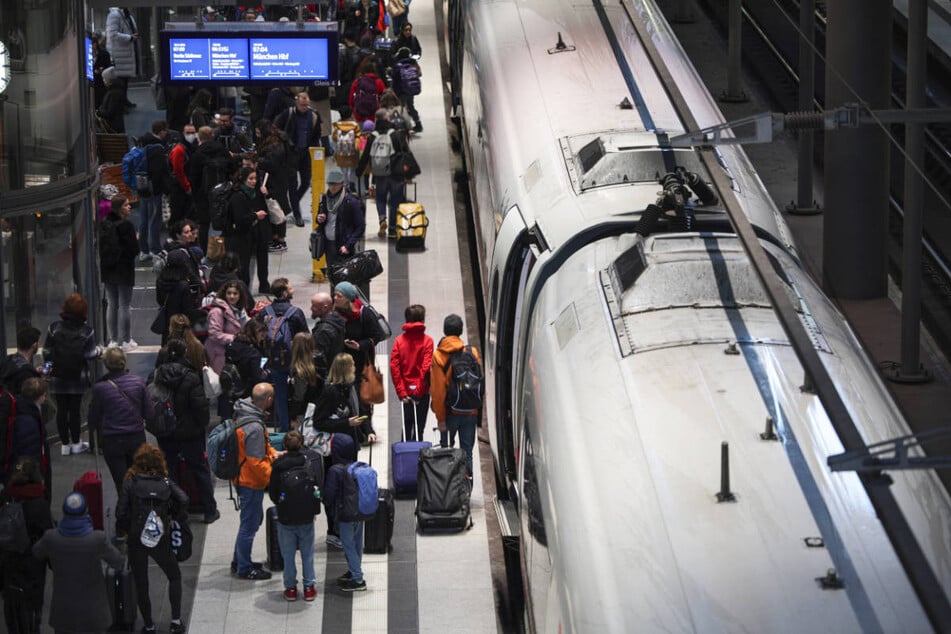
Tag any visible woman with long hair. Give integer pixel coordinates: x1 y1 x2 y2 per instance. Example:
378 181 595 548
116 443 189 634
225 166 270 293
157 313 207 371
226 319 269 402
205 280 251 373
312 353 374 446
186 88 214 129
255 118 294 249
289 333 321 427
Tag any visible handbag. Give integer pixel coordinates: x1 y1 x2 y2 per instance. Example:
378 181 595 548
309 228 326 260
149 306 167 335
202 365 222 399
170 519 193 562
359 355 385 405
328 249 383 285
266 197 286 225
391 150 421 180
206 235 225 262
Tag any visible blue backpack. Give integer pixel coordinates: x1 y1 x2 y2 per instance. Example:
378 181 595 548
262 306 300 370
207 419 249 480
335 461 378 522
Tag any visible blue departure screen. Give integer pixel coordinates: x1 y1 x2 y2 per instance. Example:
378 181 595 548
249 38 329 79
169 38 249 80
86 37 94 81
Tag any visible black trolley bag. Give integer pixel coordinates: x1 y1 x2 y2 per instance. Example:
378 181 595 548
416 446 472 531
104 508 137 632
327 249 384 285
363 443 395 554
266 506 283 571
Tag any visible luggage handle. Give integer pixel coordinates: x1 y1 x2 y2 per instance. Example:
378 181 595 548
403 181 417 203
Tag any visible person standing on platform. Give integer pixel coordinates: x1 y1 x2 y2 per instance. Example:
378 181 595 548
274 92 323 227
88 347 151 494
168 124 198 225
261 278 309 433
156 220 205 341
324 432 369 592
97 66 126 133
8 378 52 498
314 169 365 270
430 314 483 477
310 292 345 380
391 304 433 441
99 194 140 350
188 125 233 251
105 6 138 110
225 166 270 294
0 325 42 397
137 120 172 260
231 383 279 580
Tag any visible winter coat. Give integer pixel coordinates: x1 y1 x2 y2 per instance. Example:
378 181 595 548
390 322 433 400
105 7 138 78
9 398 48 483
99 211 139 286
0 483 54 604
32 528 125 632
316 190 365 253
393 32 422 57
116 473 188 539
267 450 322 525
204 299 245 373
43 316 100 394
226 339 268 400
338 300 385 381
274 106 324 151
312 312 346 377
430 336 482 423
312 382 372 446
88 370 152 437
152 358 209 441
226 186 268 239
265 297 310 340
356 125 410 177
0 352 39 395
188 140 232 217
232 398 276 490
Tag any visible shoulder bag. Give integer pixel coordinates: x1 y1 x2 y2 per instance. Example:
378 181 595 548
359 353 385 405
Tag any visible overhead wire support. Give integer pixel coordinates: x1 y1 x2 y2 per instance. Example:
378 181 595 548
828 428 951 474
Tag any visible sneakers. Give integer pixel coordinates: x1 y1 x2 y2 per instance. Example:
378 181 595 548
295 217 306 227
71 442 90 454
268 241 288 253
387 231 397 240
137 253 153 262
61 444 72 456
169 622 186 634
337 571 352 583
377 219 387 238
203 509 221 524
303 585 317 601
231 560 264 574
326 534 343 549
120 339 138 352
283 587 298 602
338 578 367 592
107 340 119 349
239 568 272 581
141 626 156 634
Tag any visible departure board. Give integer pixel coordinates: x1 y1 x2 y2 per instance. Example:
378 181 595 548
250 38 329 79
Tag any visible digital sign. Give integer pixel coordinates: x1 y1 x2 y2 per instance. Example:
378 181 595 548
86 37 94 82
161 25 337 86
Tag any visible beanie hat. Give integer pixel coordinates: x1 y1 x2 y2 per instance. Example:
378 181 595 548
335 281 358 301
361 120 375 133
443 314 463 336
63 492 88 516
102 66 117 85
326 168 345 184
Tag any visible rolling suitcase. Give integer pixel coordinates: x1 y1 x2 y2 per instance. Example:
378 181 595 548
395 183 428 252
266 506 284 571
363 444 395 554
176 454 205 514
74 469 104 531
107 565 137 632
416 446 472 531
391 407 431 497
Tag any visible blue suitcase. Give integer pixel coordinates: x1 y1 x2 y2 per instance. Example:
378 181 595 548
392 440 431 497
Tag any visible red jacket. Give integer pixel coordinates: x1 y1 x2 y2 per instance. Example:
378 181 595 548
390 322 433 400
169 142 191 192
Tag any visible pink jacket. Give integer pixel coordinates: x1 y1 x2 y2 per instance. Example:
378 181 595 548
203 299 244 373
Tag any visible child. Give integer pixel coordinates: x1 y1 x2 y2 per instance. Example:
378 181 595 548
267 430 323 601
324 434 370 592
389 304 434 441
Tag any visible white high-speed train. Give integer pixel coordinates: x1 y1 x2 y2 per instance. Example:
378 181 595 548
445 0 951 631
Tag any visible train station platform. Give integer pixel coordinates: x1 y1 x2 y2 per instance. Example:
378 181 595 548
36 0 500 632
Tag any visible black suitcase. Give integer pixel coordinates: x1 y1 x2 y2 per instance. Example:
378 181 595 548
107 566 137 632
364 488 395 553
416 447 472 531
266 506 284 571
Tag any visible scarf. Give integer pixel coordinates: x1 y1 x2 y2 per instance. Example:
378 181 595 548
338 297 364 321
241 184 257 199
58 513 94 537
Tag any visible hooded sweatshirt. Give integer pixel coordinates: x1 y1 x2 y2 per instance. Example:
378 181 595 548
390 322 433 400
232 397 276 489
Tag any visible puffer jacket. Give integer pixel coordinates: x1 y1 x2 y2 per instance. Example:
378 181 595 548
105 7 137 78
232 397 276 490
390 322 433 400
151 358 209 440
88 370 152 437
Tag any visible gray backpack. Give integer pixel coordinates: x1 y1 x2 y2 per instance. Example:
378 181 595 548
369 131 394 176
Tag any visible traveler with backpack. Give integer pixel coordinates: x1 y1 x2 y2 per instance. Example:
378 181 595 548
0 456 54 634
116 443 189 634
356 112 410 239
32 492 125 634
391 46 423 133
267 430 322 601
261 278 309 432
430 314 483 477
348 67 386 125
188 125 233 251
87 347 152 494
274 92 325 226
314 169 366 267
155 220 205 342
7 378 52 501
225 167 271 294
99 194 140 351
231 383 279 580
390 304 433 442
225 320 269 404
0 325 42 397
332 106 362 193
151 339 218 525
324 433 378 592
133 120 172 259
160 313 209 372
43 293 102 456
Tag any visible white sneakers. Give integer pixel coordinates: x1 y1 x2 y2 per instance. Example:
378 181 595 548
61 442 89 455
107 340 119 349
119 339 138 352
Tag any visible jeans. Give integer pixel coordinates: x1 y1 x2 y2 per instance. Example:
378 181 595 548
277 521 316 589
104 283 133 344
270 367 291 432
102 431 147 494
338 521 364 582
446 412 478 476
138 194 163 255
157 436 218 515
402 396 430 441
374 175 404 227
233 486 265 575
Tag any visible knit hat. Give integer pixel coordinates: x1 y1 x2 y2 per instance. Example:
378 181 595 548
99 183 119 200
361 120 375 133
335 281 358 301
326 168 345 184
63 492 88 516
102 66 117 85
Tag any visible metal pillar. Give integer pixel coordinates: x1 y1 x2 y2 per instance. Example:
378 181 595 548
720 0 748 103
788 0 820 215
891 0 932 383
822 0 891 298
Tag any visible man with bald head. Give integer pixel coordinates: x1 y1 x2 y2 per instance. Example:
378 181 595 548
231 382 279 580
311 292 346 378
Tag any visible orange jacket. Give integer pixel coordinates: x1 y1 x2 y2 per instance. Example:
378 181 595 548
429 336 481 422
232 399 276 490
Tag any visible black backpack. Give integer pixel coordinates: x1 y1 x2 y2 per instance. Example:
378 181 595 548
446 346 483 414
98 217 122 269
48 323 88 379
210 182 235 233
145 380 178 438
201 155 232 204
0 500 29 553
278 452 323 516
129 476 172 547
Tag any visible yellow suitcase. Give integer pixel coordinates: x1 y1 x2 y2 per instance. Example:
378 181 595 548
395 202 429 251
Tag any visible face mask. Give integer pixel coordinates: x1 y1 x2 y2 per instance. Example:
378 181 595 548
184 133 197 144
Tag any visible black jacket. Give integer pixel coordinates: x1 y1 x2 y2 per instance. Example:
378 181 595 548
312 382 372 446
8 398 51 489
99 212 140 286
0 353 39 395
188 140 232 217
0 483 54 601
274 106 323 151
226 339 268 399
267 450 321 525
312 312 346 377
226 187 268 239
152 358 209 440
116 474 189 539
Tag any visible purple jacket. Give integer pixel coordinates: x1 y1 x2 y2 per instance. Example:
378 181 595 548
87 370 153 437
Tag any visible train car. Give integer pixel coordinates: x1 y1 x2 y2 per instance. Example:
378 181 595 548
445 0 951 631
